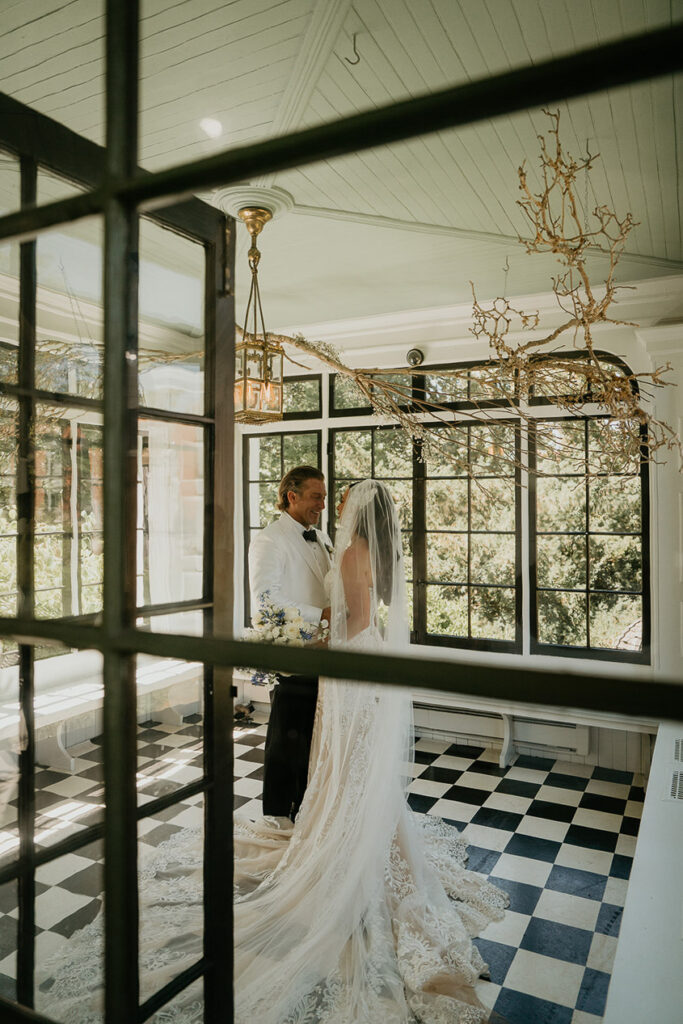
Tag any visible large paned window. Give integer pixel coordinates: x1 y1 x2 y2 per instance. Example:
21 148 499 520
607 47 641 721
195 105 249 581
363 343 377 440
530 416 649 661
243 426 322 620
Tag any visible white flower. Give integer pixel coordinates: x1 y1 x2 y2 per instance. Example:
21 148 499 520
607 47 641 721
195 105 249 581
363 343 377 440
283 606 299 621
283 621 301 641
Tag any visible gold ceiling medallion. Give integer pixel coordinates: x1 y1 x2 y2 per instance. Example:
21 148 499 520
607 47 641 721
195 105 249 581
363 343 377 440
234 205 284 423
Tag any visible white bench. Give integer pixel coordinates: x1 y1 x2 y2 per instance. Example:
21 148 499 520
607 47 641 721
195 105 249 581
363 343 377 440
0 650 203 772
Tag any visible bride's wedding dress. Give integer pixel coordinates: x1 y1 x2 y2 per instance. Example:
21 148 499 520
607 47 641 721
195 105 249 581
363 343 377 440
35 481 507 1024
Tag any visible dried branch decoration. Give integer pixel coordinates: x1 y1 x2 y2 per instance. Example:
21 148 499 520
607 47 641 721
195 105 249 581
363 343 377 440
272 110 680 476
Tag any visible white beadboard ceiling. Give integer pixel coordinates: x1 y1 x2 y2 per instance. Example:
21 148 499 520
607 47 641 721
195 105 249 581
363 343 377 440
0 0 681 343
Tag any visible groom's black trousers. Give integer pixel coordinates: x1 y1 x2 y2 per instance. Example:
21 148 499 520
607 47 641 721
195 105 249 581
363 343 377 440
262 674 319 821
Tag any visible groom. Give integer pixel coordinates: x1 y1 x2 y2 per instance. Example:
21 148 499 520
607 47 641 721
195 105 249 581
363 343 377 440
249 465 332 820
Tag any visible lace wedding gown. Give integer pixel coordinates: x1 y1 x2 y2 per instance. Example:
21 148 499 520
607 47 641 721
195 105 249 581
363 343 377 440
35 482 507 1023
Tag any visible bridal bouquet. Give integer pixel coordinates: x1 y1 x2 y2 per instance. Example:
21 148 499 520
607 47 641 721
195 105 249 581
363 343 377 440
243 592 329 686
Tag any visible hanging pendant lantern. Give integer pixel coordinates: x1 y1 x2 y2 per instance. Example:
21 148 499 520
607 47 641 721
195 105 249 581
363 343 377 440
234 206 284 423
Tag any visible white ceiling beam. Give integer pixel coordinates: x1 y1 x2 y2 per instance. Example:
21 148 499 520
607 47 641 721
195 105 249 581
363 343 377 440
254 0 353 187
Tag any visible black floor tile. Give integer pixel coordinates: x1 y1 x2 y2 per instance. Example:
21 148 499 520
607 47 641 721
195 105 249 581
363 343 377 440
442 784 490 806
468 760 507 778
592 766 633 785
505 832 560 863
494 777 540 799
444 742 484 759
629 784 645 802
0 915 16 961
139 823 182 848
414 750 438 765
34 769 70 788
0 972 14 1001
407 793 437 814
59 863 103 898
579 792 626 816
513 754 555 771
463 844 502 875
234 731 266 748
0 885 17 916
184 713 202 724
233 794 250 810
50 898 102 938
565 824 618 853
545 864 607 902
494 988 573 1024
79 764 105 783
439 816 468 832
487 876 543 916
419 764 462 785
240 748 266 764
472 937 516 985
471 806 523 832
620 815 640 836
546 771 588 792
527 799 575 823
576 967 611 1016
521 916 593 965
247 766 265 782
610 854 633 879
596 902 622 938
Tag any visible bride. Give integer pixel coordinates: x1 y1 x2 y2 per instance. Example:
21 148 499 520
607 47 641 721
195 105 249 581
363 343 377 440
36 480 506 1024
233 479 507 1023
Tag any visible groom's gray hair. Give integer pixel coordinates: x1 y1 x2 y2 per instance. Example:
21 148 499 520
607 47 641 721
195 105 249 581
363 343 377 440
278 465 325 511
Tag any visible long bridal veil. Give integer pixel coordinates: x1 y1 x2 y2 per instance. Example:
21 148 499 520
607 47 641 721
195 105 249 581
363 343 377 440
234 479 508 1024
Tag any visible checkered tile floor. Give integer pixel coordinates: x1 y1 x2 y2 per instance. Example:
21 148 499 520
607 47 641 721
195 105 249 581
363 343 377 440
0 716 643 1023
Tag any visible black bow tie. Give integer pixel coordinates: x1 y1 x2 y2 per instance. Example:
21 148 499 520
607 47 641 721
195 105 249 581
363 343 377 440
302 529 317 542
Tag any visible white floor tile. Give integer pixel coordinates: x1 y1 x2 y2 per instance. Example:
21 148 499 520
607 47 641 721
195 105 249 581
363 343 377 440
0 951 15 979
624 799 643 819
479 908 530 947
555 844 613 875
34 887 93 931
428 798 478 823
534 887 600 931
572 1010 604 1024
505 949 584 1007
234 757 260 778
587 932 618 973
408 778 451 799
492 852 552 887
414 738 450 755
167 804 203 829
584 779 630 800
473 979 500 1011
233 776 263 798
572 807 623 833
485 792 532 815
430 754 474 772
36 853 94 886
36 928 72 964
506 766 547 784
535 784 584 807
615 833 637 858
603 876 629 906
237 798 263 819
455 771 501 792
43 776 96 798
552 760 594 778
516 815 570 843
460 822 512 852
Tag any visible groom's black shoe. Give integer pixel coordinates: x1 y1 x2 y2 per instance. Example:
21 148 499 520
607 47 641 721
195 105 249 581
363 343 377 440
262 674 318 821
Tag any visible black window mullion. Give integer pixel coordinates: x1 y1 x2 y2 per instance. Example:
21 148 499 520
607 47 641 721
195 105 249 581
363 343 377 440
17 152 37 1010
466 425 472 638
412 437 426 642
584 419 591 648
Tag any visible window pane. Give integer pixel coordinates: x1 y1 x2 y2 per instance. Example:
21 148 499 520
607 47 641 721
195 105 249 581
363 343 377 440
535 420 585 475
140 420 204 606
0 153 20 385
537 535 586 589
588 418 640 475
589 536 641 592
0 401 17 637
469 366 514 401
426 584 468 637
470 423 515 476
424 428 469 476
537 591 587 646
373 428 412 477
589 476 641 532
470 535 515 585
590 594 642 650
471 478 515 531
332 374 370 411
371 373 412 406
401 532 413 580
425 480 468 530
248 434 281 481
427 533 467 583
249 482 279 528
420 370 469 405
385 479 412 529
284 377 320 415
138 217 205 416
334 431 372 478
471 587 516 640
283 432 318 469
36 183 103 399
536 476 586 532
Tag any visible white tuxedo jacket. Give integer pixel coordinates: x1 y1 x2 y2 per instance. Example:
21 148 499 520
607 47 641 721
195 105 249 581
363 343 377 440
249 512 332 624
